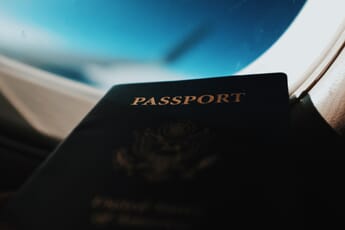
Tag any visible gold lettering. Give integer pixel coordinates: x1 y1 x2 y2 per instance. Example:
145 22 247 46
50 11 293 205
216 93 230 103
130 92 246 106
231 92 246 102
91 212 113 225
183 96 197 105
142 97 157 106
170 96 183 105
131 97 146 105
197 95 215 104
158 96 170 105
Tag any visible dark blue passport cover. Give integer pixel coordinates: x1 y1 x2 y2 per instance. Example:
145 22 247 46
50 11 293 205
2 73 290 229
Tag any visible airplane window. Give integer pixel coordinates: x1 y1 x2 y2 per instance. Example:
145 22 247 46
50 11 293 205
2 0 344 140
2 2 345 227
0 0 306 90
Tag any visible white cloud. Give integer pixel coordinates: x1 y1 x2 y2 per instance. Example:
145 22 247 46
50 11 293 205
85 63 183 90
0 12 65 53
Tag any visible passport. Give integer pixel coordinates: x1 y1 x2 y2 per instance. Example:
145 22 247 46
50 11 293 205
1 73 291 229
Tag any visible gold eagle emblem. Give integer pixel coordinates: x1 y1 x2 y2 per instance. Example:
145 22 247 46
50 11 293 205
113 121 217 182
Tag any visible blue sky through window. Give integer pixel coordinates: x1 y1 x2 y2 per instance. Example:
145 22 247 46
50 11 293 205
0 0 306 88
